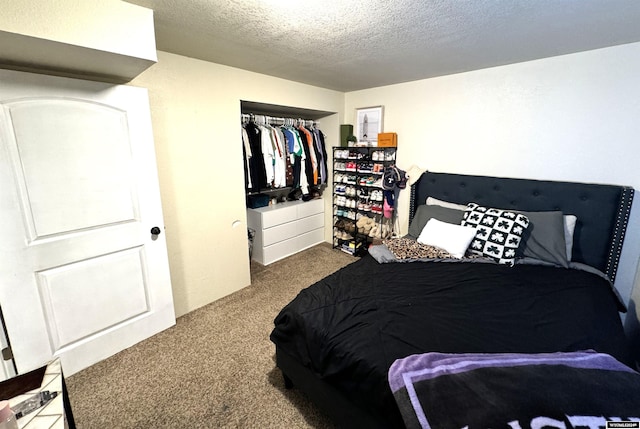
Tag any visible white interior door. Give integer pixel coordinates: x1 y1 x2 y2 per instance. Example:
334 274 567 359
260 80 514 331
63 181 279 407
0 69 175 377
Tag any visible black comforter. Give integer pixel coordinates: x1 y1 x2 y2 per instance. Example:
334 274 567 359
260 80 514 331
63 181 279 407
270 256 633 427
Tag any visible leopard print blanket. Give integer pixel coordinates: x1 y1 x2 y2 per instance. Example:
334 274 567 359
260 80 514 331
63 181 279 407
382 237 455 260
382 237 485 261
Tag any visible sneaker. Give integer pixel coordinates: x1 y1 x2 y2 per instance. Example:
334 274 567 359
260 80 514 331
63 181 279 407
359 162 372 173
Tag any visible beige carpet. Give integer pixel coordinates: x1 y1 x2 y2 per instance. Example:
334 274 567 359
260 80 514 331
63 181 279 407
66 243 355 428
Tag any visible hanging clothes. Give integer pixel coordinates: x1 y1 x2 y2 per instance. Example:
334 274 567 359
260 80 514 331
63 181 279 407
241 125 252 190
312 127 328 186
296 125 315 189
281 126 302 189
245 121 267 192
242 114 327 199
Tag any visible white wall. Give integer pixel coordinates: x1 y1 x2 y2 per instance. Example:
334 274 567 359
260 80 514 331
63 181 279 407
345 43 640 321
132 51 343 317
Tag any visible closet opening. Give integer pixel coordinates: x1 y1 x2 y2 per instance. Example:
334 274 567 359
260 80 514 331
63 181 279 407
241 100 336 271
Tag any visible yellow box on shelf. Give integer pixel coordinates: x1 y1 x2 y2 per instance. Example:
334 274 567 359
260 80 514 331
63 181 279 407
377 132 397 147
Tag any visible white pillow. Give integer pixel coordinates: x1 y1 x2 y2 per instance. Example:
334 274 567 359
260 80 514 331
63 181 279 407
564 215 577 261
417 218 477 259
426 197 467 211
426 196 578 261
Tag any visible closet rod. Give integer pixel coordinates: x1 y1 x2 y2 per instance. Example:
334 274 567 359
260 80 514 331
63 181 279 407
241 113 318 128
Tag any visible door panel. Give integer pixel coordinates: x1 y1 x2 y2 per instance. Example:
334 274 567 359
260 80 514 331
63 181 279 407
0 69 175 377
7 99 138 238
36 247 150 350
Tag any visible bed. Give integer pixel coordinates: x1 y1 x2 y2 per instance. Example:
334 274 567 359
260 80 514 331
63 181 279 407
270 171 638 428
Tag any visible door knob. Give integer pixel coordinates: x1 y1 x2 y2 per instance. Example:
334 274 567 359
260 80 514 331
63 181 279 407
150 226 162 235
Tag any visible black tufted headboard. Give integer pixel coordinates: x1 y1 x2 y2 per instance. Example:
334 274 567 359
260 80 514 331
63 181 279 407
410 171 634 282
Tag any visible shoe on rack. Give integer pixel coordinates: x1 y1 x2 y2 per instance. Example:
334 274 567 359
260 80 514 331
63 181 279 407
359 162 372 173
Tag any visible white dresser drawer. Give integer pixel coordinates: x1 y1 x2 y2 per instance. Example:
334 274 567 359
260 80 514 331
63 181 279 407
297 198 323 218
297 228 325 251
262 237 299 265
263 212 324 247
297 213 324 234
263 220 298 246
261 204 298 228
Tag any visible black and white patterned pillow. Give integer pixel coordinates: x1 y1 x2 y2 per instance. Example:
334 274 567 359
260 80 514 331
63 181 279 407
461 203 530 265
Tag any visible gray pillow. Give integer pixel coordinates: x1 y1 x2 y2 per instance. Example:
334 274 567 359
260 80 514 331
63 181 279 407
517 211 568 268
408 205 465 238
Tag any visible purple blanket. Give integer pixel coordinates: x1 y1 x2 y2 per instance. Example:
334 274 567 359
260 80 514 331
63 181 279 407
389 350 640 429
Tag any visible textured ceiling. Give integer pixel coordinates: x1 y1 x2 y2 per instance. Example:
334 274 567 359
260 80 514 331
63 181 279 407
125 0 640 92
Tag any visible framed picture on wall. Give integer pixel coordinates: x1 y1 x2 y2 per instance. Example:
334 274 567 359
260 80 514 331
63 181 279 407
355 106 383 146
